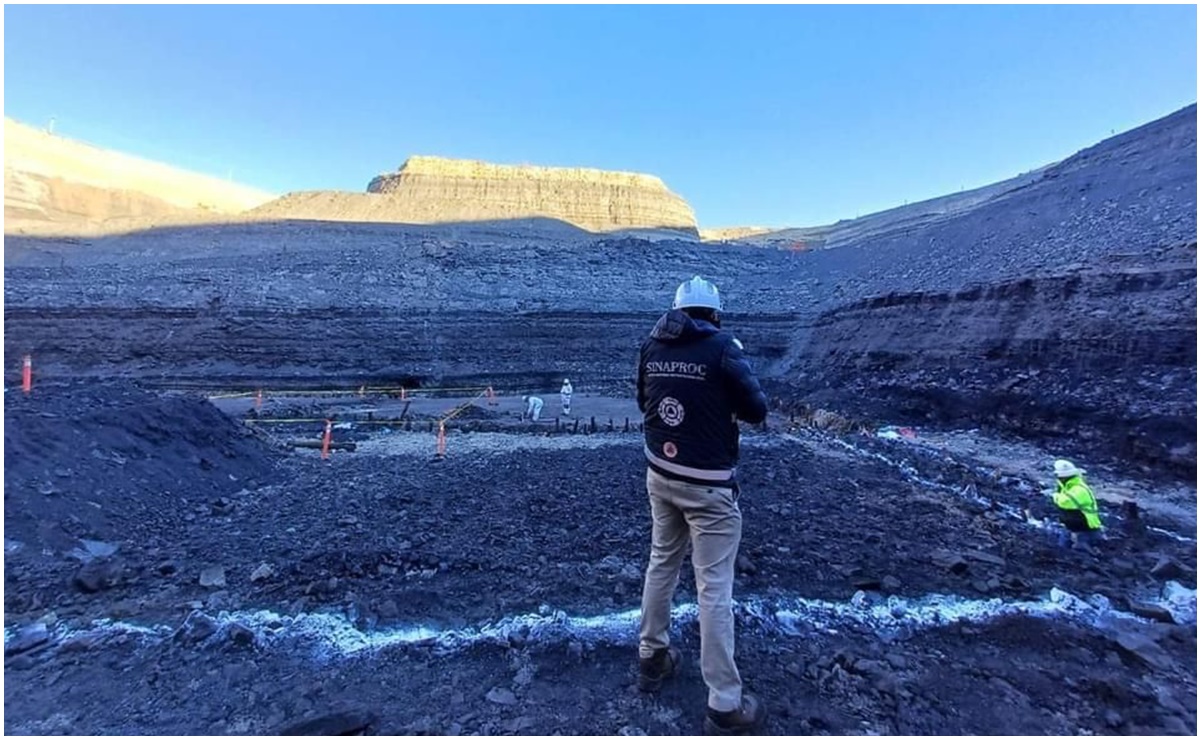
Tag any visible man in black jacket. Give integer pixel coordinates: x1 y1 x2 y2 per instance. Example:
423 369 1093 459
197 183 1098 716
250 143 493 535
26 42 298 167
635 276 768 735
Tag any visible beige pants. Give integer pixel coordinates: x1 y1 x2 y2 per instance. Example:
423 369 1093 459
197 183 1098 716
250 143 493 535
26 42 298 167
639 467 743 712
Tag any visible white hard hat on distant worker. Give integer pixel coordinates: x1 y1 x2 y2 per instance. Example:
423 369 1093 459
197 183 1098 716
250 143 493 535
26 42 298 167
672 276 722 311
1053 459 1085 478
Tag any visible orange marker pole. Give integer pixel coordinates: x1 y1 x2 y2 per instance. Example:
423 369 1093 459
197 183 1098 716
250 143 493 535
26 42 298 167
359 384 366 398
22 355 32 394
321 420 333 460
436 422 446 458
255 389 263 409
487 386 497 406
401 387 407 401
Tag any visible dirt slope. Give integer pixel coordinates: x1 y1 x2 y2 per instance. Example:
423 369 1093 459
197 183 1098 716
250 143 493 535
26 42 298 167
4 118 274 235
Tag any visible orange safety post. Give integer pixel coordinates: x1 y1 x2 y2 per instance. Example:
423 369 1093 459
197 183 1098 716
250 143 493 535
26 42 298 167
255 389 263 409
359 384 366 398
486 386 497 406
321 419 333 460
22 355 32 394
436 422 447 457
401 387 407 401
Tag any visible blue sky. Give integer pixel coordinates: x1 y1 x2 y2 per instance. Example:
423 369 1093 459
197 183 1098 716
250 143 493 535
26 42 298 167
4 4 1196 228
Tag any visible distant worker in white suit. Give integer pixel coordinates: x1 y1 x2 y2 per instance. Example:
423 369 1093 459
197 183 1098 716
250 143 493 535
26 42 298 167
522 395 544 422
560 379 574 416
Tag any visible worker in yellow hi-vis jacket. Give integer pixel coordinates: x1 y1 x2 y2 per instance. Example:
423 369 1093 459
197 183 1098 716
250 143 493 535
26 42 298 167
1051 459 1103 552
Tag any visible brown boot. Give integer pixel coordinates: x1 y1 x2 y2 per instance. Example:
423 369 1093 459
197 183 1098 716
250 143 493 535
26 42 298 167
704 693 766 735
638 646 681 692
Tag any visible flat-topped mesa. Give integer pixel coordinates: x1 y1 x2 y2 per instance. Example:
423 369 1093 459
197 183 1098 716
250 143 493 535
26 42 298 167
366 155 698 234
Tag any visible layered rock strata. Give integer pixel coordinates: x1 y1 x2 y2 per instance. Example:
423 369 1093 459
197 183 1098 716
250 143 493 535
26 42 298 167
366 156 697 234
250 156 697 235
5 106 1196 479
791 250 1197 477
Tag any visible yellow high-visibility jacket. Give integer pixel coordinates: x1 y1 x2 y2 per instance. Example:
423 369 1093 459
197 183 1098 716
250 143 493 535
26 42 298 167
1054 476 1102 530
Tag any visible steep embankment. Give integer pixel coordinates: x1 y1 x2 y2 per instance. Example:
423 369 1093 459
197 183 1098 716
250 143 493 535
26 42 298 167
720 167 1049 249
250 156 698 235
2 229 800 394
3 118 275 235
780 104 1198 477
797 253 1196 476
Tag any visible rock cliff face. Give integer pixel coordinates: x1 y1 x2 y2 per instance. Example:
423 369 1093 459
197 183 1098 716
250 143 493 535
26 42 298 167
793 251 1197 476
358 156 697 234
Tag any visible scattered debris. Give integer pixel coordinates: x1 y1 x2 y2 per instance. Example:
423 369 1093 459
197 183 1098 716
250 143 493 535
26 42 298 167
175 611 219 645
280 709 377 736
485 687 518 706
4 623 50 656
73 560 123 594
199 566 227 588
1150 556 1190 581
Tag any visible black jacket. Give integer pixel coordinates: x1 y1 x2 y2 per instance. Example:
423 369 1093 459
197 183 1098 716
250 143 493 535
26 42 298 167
637 310 768 487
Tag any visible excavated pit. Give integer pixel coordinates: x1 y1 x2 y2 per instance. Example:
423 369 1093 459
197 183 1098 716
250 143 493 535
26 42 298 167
3 383 1196 735
3 105 1197 735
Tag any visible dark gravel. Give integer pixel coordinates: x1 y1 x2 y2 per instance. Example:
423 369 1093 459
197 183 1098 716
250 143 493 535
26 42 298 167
3 384 1196 734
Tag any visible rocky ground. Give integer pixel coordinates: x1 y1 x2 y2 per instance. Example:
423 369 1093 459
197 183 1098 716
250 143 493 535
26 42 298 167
4 383 1197 734
3 106 1196 736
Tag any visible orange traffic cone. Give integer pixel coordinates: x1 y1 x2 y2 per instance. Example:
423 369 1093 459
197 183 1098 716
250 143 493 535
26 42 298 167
436 422 446 458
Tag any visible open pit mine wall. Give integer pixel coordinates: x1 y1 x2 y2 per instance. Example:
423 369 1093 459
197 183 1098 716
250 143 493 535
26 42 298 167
5 106 1196 477
0 307 798 401
3 255 1194 479
5 260 1194 479
775 106 1199 479
786 255 1198 478
363 156 699 235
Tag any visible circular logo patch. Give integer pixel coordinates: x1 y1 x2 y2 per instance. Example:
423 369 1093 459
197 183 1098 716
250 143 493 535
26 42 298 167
658 397 685 427
662 441 678 459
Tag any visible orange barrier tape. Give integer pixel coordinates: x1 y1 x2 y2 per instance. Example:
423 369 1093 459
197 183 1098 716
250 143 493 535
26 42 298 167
243 417 468 426
438 389 489 426
202 384 495 399
242 418 330 424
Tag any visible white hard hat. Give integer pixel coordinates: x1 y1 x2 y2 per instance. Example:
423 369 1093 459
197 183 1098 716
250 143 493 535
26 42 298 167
1053 459 1084 478
672 276 723 311
563 379 571 384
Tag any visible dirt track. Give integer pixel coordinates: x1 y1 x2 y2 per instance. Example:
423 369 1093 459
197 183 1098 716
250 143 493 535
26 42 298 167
4 383 1196 735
